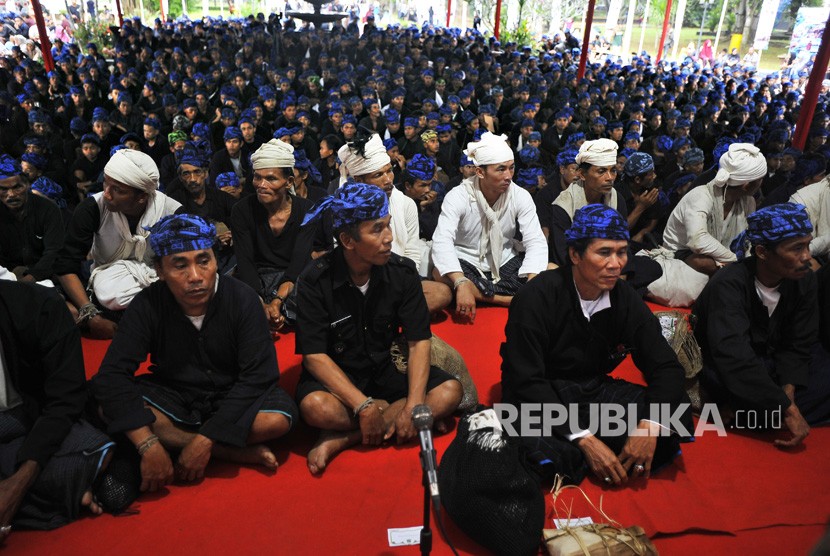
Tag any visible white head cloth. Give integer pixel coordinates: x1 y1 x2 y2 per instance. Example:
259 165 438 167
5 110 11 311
104 149 159 194
575 138 619 168
338 134 391 184
464 132 514 166
713 143 767 187
251 138 295 170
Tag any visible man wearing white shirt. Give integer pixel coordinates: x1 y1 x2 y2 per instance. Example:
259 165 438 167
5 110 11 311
432 132 547 321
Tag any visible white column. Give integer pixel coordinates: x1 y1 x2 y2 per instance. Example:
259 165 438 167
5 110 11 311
621 0 636 59
670 0 687 60
549 0 561 36
713 0 728 56
638 0 650 55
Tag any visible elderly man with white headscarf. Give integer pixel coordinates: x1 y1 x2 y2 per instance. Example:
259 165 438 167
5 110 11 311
642 143 768 307
431 132 547 320
338 132 452 314
230 139 323 331
56 149 182 339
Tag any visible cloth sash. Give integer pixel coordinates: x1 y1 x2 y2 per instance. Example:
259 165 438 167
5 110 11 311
461 176 513 283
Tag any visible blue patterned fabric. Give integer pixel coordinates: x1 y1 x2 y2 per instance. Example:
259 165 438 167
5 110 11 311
519 146 540 165
302 181 389 230
404 117 418 128
730 203 813 260
179 141 210 168
21 152 47 170
31 177 66 208
147 214 217 257
0 155 20 180
191 123 209 138
294 149 322 184
565 203 630 243
623 152 654 177
683 148 705 166
215 172 240 189
655 135 673 153
383 138 398 151
516 167 543 189
223 126 242 141
406 154 435 181
557 148 578 167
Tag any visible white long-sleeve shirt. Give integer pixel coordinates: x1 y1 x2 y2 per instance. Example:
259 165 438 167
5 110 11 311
662 183 754 263
389 187 422 266
790 177 830 258
431 183 548 278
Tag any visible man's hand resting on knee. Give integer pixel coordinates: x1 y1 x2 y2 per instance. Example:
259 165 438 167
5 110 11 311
358 403 387 445
177 434 214 481
139 442 174 492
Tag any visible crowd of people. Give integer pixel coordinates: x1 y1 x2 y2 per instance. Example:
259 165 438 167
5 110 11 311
1 9 830 544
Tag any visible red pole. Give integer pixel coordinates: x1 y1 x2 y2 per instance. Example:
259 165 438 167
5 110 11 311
576 0 595 80
29 0 54 72
655 0 673 63
793 15 830 150
114 0 123 27
446 0 451 27
160 0 166 22
494 0 502 39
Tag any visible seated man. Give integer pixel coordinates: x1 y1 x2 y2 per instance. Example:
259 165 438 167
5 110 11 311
432 132 547 320
91 215 296 492
56 149 182 339
0 281 113 534
167 142 236 275
616 152 664 248
296 183 463 475
662 143 767 276
0 156 64 286
338 132 451 313
501 204 692 486
644 143 768 307
231 139 323 331
694 203 830 447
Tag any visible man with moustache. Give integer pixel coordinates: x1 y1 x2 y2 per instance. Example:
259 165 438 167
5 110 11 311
501 204 692 486
694 203 830 448
92 214 297 493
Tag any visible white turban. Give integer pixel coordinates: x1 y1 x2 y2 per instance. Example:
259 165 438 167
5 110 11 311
575 138 619 168
251 138 295 170
713 143 767 187
104 149 159 194
463 132 514 166
338 134 391 182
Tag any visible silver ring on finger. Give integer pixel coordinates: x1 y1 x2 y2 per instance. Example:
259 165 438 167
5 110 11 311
603 476 612 483
1 525 12 534
634 464 645 472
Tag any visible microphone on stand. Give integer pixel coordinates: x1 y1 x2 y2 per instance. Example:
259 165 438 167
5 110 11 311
412 404 440 507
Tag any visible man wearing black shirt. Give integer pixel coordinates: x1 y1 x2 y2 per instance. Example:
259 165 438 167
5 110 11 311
91 214 296 493
0 160 64 284
296 182 462 475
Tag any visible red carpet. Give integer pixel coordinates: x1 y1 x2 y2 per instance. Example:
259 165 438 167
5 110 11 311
7 306 830 555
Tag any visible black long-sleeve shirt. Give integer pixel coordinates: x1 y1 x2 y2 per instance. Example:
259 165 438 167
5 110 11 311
0 281 89 467
693 258 817 412
230 194 318 293
500 266 689 439
0 194 65 280
91 276 280 447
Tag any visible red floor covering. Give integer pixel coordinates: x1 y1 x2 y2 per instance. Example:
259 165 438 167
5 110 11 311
7 306 830 555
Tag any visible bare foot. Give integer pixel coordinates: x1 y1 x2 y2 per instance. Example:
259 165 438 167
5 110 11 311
81 491 103 515
307 429 362 475
213 444 278 470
